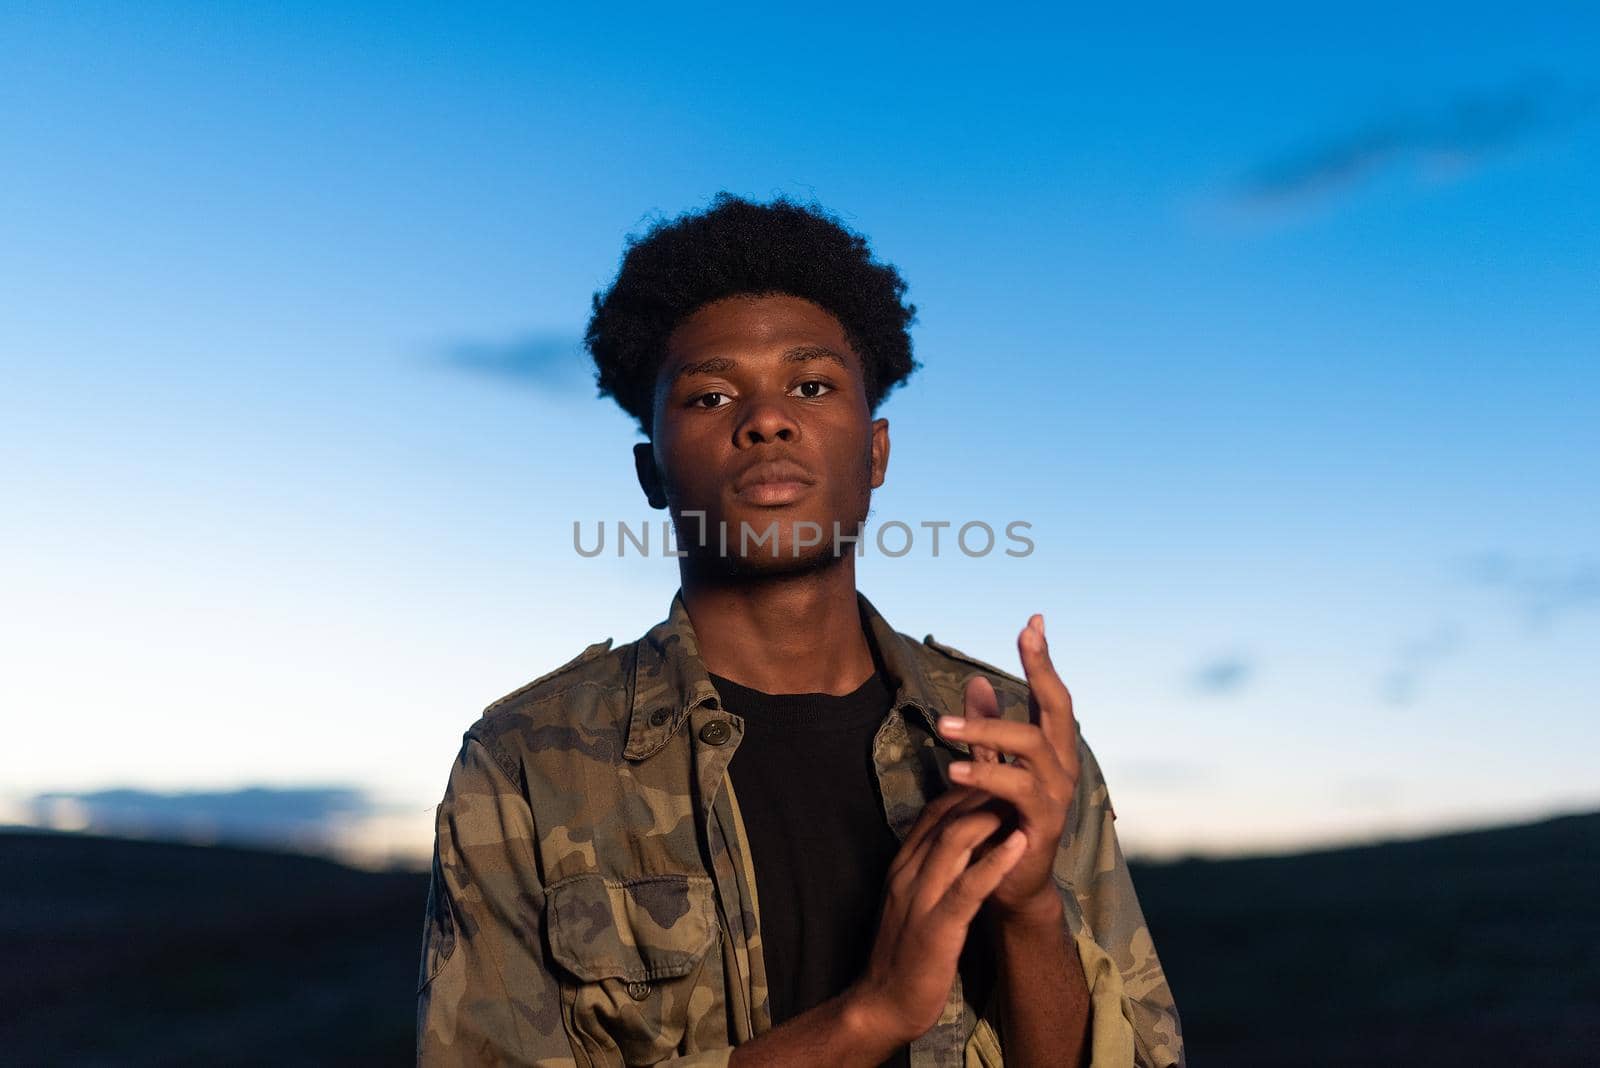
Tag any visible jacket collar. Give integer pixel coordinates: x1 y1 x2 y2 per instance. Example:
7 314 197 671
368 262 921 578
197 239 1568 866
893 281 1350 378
623 586 961 761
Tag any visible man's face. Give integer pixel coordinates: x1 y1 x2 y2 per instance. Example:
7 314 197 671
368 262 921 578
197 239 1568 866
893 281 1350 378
635 292 889 576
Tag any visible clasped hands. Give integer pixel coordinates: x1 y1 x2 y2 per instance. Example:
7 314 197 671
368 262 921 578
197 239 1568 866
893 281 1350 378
934 613 1080 927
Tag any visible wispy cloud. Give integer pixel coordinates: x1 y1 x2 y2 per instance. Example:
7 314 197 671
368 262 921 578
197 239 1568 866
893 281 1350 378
1190 654 1252 696
20 786 382 854
1462 551 1600 629
1235 76 1595 208
437 332 592 391
1379 621 1464 707
1377 552 1599 705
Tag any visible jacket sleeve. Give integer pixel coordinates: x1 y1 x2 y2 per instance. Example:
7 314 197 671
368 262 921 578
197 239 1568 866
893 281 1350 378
417 736 579 1066
416 737 735 1068
1056 734 1186 1068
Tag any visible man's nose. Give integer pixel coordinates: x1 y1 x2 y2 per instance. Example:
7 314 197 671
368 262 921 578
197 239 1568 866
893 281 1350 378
735 397 799 445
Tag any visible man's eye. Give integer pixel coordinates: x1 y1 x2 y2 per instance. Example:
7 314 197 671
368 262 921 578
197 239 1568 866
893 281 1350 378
792 381 834 399
692 391 730 409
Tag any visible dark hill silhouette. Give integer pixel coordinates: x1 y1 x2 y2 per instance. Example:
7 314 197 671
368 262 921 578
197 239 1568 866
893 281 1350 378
0 830 421 1064
2 810 1596 1064
1138 809 1600 1064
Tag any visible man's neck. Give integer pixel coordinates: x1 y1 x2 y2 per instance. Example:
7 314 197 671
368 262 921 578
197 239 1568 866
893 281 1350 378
679 561 878 696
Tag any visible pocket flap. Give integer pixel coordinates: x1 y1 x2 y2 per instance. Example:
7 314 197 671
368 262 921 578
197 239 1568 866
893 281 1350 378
545 872 718 983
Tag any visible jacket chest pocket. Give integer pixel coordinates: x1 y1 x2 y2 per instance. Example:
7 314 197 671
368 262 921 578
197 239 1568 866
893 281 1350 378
544 871 724 1063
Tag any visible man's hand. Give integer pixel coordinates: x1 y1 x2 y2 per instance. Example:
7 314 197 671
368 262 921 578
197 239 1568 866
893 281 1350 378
934 614 1080 925
843 778 1030 1049
728 786 1026 1068
729 615 1082 1067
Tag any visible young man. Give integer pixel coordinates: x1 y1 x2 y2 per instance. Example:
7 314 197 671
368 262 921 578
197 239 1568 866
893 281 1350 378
417 194 1185 1067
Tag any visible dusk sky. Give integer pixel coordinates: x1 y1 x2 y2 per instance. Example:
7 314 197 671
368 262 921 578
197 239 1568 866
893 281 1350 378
3 4 1596 864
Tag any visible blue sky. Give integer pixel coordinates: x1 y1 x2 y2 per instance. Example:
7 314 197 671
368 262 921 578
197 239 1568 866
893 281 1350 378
2 3 1596 863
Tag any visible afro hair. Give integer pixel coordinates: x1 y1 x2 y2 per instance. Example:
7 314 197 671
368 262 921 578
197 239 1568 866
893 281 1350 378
585 192 920 437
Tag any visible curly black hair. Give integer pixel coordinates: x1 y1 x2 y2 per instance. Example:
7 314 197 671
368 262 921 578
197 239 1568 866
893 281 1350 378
585 192 920 437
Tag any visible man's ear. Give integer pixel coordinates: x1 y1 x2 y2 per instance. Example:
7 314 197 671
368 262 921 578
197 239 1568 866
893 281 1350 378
634 442 668 509
869 417 890 490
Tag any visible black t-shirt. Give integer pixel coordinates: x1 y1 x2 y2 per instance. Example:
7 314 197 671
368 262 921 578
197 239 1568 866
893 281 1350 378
713 659 913 1068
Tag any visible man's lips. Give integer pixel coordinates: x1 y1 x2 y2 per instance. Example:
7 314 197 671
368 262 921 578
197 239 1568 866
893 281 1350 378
731 460 818 505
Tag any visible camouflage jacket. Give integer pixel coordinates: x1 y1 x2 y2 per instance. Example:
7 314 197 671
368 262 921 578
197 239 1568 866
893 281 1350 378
417 589 1185 1067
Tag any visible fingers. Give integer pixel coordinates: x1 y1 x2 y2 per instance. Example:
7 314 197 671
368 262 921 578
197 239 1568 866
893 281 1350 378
938 716 1057 768
888 785 998 892
877 805 1028 994
936 827 1028 924
908 806 1006 910
949 758 1067 812
888 781 979 881
1017 614 1079 770
962 675 1002 765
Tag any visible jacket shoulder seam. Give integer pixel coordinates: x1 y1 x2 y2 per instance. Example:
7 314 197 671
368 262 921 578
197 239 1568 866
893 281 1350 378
921 634 1028 690
481 638 617 716
469 639 626 791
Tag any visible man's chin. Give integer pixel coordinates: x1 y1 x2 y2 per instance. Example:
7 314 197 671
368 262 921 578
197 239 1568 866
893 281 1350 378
682 537 851 579
667 507 865 575
677 512 831 550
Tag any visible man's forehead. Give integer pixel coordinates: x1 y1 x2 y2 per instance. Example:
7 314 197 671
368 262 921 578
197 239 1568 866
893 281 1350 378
661 296 862 379
667 344 852 385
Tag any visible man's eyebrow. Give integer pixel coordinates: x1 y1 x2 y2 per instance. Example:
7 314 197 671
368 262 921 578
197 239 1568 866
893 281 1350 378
670 355 737 382
782 345 850 370
670 345 850 384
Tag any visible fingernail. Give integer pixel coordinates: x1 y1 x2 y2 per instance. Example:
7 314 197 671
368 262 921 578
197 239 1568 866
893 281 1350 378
938 715 964 734
949 761 972 780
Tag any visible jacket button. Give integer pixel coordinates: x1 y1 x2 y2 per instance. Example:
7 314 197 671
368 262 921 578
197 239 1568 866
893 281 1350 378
626 979 652 1000
698 720 732 746
649 707 671 727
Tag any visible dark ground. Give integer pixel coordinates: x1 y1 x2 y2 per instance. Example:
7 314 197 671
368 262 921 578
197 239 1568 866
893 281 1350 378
2 811 1597 1065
